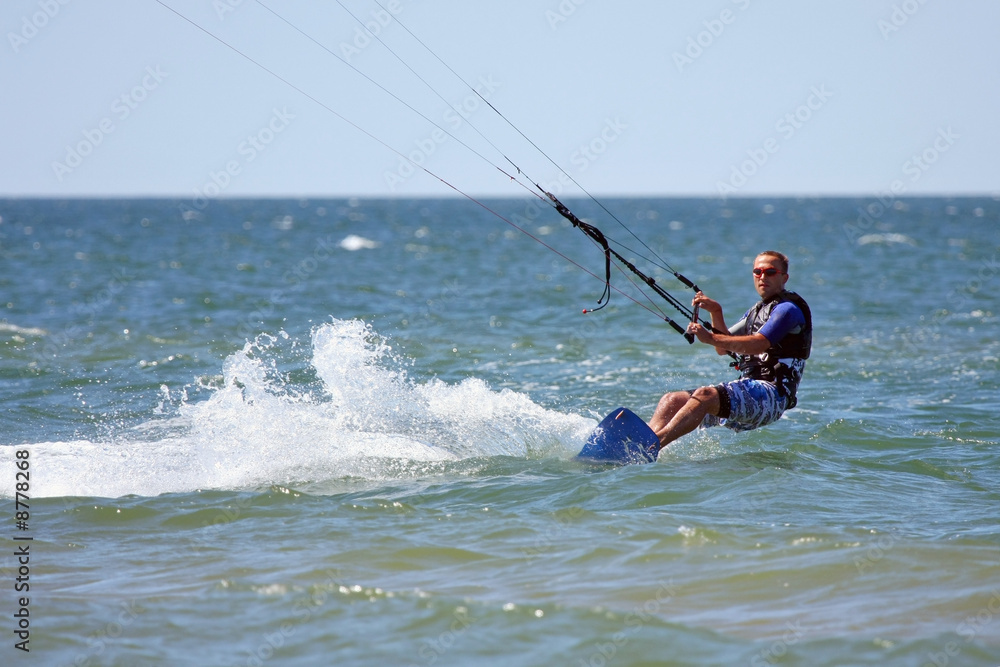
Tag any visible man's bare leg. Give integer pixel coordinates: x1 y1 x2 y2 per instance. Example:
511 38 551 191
649 391 691 432
650 386 721 450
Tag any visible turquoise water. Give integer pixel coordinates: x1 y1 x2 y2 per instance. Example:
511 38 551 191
1 196 999 665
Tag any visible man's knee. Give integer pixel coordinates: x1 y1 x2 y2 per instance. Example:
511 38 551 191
657 390 687 410
691 386 715 400
651 390 688 427
690 386 721 414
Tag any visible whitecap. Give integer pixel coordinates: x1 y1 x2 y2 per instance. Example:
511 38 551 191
0 323 47 336
339 234 380 251
855 233 917 246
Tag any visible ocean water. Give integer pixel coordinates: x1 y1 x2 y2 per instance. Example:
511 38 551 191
1 196 998 666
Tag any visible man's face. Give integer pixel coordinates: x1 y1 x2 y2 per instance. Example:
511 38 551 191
752 255 788 300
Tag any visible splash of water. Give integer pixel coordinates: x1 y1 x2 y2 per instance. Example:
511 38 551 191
7 319 592 498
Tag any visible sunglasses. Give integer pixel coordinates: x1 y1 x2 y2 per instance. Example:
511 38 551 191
752 267 784 277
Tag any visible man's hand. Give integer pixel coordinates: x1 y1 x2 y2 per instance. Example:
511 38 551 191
686 322 715 345
692 292 722 316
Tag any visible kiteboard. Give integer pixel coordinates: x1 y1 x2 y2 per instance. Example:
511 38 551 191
576 407 660 465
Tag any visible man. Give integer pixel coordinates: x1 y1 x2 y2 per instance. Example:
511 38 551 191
648 250 811 449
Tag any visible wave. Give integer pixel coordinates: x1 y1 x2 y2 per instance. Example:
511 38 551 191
3 319 592 498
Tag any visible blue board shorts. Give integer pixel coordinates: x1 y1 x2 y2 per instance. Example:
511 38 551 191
700 378 787 433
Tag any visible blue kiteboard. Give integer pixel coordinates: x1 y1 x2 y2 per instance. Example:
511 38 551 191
576 407 660 465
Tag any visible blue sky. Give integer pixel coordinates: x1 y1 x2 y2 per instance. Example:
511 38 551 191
2 0 998 198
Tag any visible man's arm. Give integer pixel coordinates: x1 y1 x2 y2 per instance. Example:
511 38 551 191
687 326 771 356
692 292 743 356
693 293 729 333
688 301 805 356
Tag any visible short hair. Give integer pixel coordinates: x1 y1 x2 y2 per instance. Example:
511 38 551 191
757 250 788 274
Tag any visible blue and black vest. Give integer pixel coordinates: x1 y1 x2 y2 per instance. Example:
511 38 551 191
736 290 812 408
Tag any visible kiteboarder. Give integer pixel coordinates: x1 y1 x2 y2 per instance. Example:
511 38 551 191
649 251 812 449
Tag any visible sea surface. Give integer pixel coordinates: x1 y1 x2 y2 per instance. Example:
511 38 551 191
1 196 998 666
